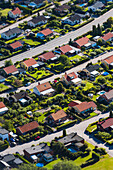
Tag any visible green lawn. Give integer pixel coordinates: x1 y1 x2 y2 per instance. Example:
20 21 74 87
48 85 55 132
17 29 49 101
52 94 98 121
38 112 46 122
45 159 61 169
26 69 52 80
0 8 11 16
69 55 85 61
23 39 41 46
85 112 98 120
82 80 94 91
0 84 9 92
5 36 25 44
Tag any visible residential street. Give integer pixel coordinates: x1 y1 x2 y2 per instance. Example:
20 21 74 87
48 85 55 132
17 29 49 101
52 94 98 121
1 50 113 98
0 8 113 67
1 111 112 157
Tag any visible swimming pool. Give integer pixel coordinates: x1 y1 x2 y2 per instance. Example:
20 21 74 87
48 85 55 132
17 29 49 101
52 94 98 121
20 5 27 8
98 91 105 95
79 4 85 7
68 148 77 153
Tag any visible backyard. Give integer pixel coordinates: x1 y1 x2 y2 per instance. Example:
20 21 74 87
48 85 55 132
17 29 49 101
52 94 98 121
0 8 11 16
0 83 9 92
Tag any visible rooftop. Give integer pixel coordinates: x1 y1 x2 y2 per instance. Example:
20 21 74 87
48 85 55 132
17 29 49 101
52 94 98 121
75 36 89 47
101 32 113 41
23 58 37 67
75 101 97 112
51 109 67 121
102 89 113 100
38 51 55 61
104 55 113 64
29 16 46 24
10 41 23 49
98 118 113 129
11 7 21 15
0 102 6 109
39 28 53 36
59 45 72 54
36 82 52 92
3 65 18 74
64 72 78 82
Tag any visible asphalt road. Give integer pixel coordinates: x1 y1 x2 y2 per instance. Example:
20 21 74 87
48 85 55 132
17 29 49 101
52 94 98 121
1 50 113 98
0 8 113 67
1 111 112 157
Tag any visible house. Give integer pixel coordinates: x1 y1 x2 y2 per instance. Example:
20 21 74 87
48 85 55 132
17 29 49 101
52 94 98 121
68 100 82 109
58 132 84 146
101 32 113 43
2 154 15 165
55 45 78 55
97 118 113 131
34 82 55 96
38 51 58 62
102 55 113 68
68 101 97 114
21 58 38 70
0 102 8 115
13 158 23 166
47 109 67 125
88 1 104 12
61 72 82 86
72 36 96 49
54 4 71 16
0 127 9 141
0 160 11 170
62 14 82 26
43 153 53 162
78 64 101 78
0 75 5 83
36 28 53 40
28 0 46 9
24 143 52 160
3 65 19 77
9 41 23 51
8 7 22 19
1 27 22 40
27 16 47 27
16 121 39 135
99 89 113 103
9 91 32 106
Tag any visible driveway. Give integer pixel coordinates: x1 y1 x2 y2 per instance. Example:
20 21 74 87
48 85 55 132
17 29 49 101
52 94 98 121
1 111 113 157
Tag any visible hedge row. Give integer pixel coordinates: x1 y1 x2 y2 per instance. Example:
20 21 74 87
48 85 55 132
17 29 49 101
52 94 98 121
45 125 54 133
57 119 77 130
0 140 9 151
15 153 30 164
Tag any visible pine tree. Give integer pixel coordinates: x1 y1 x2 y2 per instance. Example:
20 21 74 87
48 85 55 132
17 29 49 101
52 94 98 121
97 24 102 36
92 25 97 36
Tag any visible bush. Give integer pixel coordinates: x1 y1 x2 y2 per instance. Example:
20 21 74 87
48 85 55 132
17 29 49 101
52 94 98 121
94 147 107 155
95 131 111 142
92 152 100 161
57 120 77 130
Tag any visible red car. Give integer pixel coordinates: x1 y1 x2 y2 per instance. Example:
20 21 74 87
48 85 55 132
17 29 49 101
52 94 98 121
35 136 40 140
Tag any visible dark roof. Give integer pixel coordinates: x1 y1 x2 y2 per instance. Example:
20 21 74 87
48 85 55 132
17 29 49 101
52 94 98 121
13 91 28 101
2 154 15 163
55 4 71 12
86 64 101 72
68 14 81 22
92 1 104 9
3 27 22 37
43 153 53 158
24 145 45 155
0 75 5 80
29 16 46 24
37 61 45 66
0 127 9 135
58 132 84 144
102 89 113 100
13 158 23 165
0 160 10 170
34 0 45 5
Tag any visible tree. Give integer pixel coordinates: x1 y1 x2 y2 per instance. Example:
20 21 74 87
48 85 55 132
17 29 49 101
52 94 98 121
63 129 66 137
56 82 64 93
17 163 47 170
97 24 102 36
109 110 113 118
59 55 70 66
4 59 13 67
107 17 113 28
97 77 106 84
52 161 81 170
92 25 97 36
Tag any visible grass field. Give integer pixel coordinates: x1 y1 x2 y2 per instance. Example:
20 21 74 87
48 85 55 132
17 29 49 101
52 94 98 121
0 8 11 16
26 70 51 80
0 84 9 92
82 80 94 91
23 39 41 46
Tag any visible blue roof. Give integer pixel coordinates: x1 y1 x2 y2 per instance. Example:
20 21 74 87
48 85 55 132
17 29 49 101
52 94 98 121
102 72 109 76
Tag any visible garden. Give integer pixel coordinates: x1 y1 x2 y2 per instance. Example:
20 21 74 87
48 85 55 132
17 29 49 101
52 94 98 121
0 83 9 92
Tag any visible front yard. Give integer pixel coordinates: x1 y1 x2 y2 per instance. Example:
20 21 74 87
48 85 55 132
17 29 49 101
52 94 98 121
0 83 9 92
0 8 11 16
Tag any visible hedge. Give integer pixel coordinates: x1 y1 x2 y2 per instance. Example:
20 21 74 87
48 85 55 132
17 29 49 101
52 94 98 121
45 125 54 133
15 153 30 164
57 119 77 131
0 140 9 151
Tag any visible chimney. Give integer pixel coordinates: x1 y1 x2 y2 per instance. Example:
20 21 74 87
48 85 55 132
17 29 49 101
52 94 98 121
65 72 67 75
38 82 40 85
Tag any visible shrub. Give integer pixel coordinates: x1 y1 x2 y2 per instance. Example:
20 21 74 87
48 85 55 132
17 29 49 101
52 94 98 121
92 152 100 161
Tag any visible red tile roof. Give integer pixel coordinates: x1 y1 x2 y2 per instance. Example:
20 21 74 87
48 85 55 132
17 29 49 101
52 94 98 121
23 58 37 67
64 72 78 82
75 101 97 112
17 121 39 134
75 37 89 47
59 45 72 54
102 32 113 41
36 82 52 92
98 118 113 129
38 51 55 61
68 101 79 107
104 55 113 64
39 28 53 36
10 41 23 49
11 7 21 15
51 109 67 121
0 102 6 109
3 65 18 74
